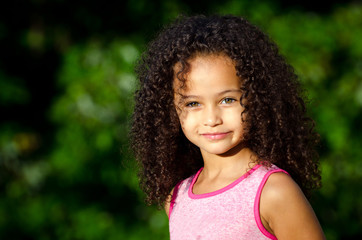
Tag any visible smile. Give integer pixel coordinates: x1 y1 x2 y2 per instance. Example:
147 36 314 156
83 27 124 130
201 132 230 140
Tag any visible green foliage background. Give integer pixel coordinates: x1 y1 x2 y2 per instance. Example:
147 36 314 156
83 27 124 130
0 1 361 239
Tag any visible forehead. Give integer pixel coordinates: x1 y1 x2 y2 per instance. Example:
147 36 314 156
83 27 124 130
173 53 234 72
173 54 240 92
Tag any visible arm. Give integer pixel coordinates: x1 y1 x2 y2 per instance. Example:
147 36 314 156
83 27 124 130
260 172 325 240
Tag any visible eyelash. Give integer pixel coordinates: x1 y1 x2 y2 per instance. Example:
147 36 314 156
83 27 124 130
221 98 236 104
185 98 237 107
186 102 200 107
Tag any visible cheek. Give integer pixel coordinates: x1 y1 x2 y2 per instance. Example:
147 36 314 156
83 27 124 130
177 109 190 125
178 112 198 132
224 108 243 122
179 117 189 130
224 110 244 132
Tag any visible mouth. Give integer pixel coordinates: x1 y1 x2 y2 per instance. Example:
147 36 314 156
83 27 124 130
201 132 230 140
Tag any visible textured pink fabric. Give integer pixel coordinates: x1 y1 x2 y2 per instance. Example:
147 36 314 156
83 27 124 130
169 164 287 240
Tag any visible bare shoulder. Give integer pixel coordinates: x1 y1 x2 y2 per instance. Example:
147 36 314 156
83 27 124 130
262 172 302 202
164 187 175 217
260 172 325 240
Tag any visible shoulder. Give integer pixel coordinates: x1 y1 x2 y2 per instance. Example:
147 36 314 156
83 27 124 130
164 187 175 217
259 171 301 230
164 178 186 217
261 171 299 203
260 172 325 240
164 171 201 218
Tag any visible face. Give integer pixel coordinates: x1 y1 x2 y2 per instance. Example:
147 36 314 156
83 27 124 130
174 54 245 157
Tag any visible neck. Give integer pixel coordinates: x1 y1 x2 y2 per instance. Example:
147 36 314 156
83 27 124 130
200 147 257 178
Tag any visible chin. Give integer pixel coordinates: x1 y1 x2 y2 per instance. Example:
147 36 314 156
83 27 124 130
203 143 245 157
201 147 233 156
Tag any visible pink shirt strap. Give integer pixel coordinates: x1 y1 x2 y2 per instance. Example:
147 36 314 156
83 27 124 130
169 180 183 219
254 169 289 239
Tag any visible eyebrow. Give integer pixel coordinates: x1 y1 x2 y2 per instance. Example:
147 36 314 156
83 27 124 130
180 89 242 100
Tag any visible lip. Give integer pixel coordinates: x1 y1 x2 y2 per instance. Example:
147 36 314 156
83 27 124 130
201 132 230 140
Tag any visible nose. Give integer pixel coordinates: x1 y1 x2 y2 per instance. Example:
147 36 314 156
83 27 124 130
203 106 222 127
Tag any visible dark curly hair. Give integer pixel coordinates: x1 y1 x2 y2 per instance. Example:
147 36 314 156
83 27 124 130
130 14 321 208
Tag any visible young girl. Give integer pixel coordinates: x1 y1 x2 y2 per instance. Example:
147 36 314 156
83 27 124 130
131 15 325 239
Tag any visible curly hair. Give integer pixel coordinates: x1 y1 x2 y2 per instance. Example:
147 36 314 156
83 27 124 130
130 14 321 208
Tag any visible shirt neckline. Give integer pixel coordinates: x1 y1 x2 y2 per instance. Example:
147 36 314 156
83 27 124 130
188 164 261 199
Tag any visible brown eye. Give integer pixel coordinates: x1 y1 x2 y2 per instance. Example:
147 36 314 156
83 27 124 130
186 102 200 107
221 98 236 104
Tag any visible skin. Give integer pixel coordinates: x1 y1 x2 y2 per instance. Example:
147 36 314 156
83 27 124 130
166 54 325 239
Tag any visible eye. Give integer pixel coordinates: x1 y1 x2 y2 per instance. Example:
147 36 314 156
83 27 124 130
186 102 201 107
221 98 236 104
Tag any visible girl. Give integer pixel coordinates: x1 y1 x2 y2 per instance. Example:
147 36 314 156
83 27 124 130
131 15 325 239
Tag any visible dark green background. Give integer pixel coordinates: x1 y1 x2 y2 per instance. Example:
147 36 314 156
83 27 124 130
0 0 361 239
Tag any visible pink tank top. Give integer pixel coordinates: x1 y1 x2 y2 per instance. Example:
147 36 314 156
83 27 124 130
169 164 287 240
